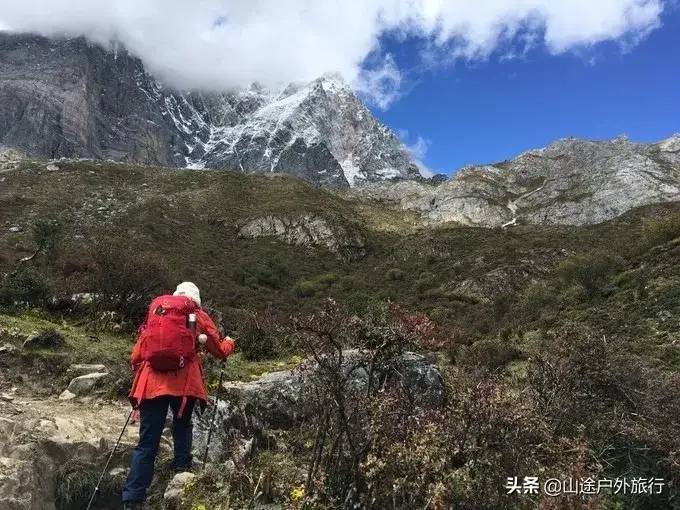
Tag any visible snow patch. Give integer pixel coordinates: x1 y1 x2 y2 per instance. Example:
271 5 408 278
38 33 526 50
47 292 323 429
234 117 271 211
339 156 364 186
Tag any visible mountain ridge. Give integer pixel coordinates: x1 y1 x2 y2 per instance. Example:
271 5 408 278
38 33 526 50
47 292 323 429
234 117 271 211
351 133 680 227
0 32 420 188
1 32 679 227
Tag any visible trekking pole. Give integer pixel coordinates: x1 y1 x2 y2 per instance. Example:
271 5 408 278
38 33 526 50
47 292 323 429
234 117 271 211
201 361 225 470
86 408 134 510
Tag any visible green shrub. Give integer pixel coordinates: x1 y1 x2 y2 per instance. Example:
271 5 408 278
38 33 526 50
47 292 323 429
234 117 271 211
23 329 66 350
519 281 557 319
643 213 680 248
316 272 339 286
386 268 405 281
557 251 622 296
344 291 381 315
253 258 291 289
238 311 284 361
338 274 362 291
0 267 51 307
457 337 520 369
293 272 338 298
415 272 436 293
293 280 322 298
427 306 450 323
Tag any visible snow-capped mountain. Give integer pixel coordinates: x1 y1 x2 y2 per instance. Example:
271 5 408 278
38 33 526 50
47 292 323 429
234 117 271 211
0 33 420 188
152 73 421 188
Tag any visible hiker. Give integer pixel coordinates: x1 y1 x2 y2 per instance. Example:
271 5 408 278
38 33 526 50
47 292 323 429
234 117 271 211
121 282 236 509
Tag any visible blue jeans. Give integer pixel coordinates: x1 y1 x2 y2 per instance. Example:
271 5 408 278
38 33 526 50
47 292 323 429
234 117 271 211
122 396 196 503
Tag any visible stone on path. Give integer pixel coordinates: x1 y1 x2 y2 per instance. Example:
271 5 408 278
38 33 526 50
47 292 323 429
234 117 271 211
65 372 109 396
164 471 196 509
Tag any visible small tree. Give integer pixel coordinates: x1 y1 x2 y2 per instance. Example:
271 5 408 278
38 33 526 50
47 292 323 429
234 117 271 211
88 239 171 327
32 219 63 261
293 300 435 507
238 309 287 361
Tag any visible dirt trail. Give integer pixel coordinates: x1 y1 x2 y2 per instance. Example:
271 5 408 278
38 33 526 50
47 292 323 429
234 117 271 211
1 392 138 449
0 390 139 510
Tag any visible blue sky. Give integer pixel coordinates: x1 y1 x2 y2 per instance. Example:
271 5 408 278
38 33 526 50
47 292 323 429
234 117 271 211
3 1 677 178
374 7 680 175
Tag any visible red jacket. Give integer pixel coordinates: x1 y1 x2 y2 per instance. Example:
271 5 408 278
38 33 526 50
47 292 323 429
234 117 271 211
129 308 235 407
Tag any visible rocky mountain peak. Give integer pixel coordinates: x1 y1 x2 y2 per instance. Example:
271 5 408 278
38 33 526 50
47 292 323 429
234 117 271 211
351 134 680 227
657 133 680 153
0 32 420 188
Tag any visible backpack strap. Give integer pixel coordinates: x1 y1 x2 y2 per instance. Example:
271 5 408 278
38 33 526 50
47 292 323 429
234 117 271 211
177 364 192 418
178 395 189 418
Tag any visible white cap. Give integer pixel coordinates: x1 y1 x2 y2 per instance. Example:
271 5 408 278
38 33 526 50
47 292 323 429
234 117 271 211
173 282 201 307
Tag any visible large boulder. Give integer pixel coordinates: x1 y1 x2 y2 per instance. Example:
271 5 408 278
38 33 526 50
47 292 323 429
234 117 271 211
193 351 444 462
238 214 366 260
0 403 136 510
62 372 109 398
22 330 65 350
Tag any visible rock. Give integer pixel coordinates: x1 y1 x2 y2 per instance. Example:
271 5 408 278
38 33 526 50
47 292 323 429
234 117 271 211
22 330 66 350
59 390 76 400
0 455 47 510
238 214 366 260
8 226 21 233
67 363 107 376
222 370 306 430
233 438 254 465
65 372 109 396
0 343 19 355
0 398 137 509
164 471 196 510
0 147 25 170
445 264 542 303
45 163 59 171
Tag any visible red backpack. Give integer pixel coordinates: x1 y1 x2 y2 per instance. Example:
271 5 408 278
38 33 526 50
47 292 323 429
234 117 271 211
141 295 198 371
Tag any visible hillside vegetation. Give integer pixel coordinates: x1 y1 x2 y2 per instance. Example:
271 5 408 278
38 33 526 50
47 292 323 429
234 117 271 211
1 159 679 509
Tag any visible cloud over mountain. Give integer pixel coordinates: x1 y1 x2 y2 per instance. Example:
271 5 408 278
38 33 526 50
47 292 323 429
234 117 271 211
0 0 664 107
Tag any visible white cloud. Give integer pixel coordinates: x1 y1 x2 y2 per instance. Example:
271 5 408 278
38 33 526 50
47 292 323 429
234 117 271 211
399 130 434 177
0 0 665 108
356 54 402 110
406 135 430 161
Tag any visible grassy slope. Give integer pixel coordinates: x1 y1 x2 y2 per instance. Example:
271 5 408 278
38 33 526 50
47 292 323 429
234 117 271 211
2 158 680 509
1 158 679 386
